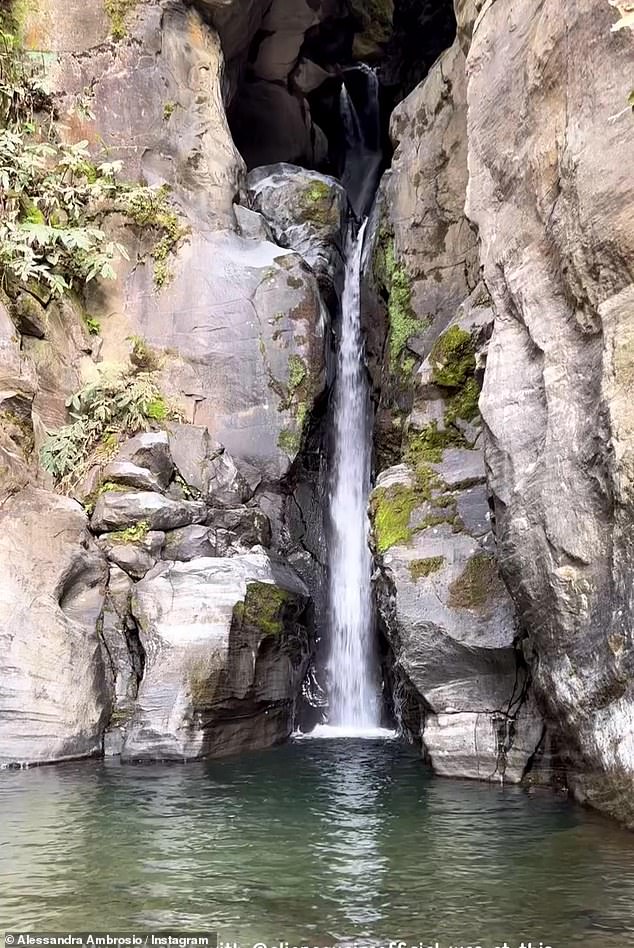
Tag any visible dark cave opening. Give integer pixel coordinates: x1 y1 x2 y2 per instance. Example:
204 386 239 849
225 0 457 179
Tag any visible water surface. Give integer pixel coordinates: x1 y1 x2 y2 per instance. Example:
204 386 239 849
2 739 634 948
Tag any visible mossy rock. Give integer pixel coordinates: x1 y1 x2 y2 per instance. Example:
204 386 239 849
233 581 292 637
410 556 446 582
298 181 339 227
373 230 424 377
371 483 423 553
430 326 476 389
448 553 500 610
406 421 466 467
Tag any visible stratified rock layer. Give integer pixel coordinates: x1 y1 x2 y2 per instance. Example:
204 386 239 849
0 489 109 765
123 553 311 760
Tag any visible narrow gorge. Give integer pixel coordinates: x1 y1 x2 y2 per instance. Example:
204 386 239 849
1 0 634 940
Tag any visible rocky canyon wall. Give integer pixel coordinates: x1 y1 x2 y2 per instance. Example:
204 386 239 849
365 0 634 820
1 0 634 830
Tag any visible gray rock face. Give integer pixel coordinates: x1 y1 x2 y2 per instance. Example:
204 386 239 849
367 37 544 782
114 432 174 488
468 0 634 820
0 489 109 765
91 491 206 533
98 531 165 581
248 165 347 299
122 553 311 760
166 424 252 506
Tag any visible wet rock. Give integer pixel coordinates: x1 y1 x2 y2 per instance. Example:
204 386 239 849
122 552 311 761
0 489 109 765
248 164 347 299
91 491 206 533
167 423 252 507
162 525 217 562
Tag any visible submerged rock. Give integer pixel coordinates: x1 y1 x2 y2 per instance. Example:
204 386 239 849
0 489 109 766
122 552 311 760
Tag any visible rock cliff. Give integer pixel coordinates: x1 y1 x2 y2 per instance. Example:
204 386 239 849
0 0 633 828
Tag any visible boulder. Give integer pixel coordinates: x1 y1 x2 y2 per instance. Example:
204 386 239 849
91 491 206 533
122 552 311 760
113 432 174 489
0 489 109 765
98 530 165 580
166 423 252 507
248 164 347 300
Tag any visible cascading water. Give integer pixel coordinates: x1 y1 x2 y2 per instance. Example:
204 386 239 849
326 218 379 730
322 66 387 733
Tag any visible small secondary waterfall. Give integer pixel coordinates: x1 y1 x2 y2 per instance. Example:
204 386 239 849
327 220 379 729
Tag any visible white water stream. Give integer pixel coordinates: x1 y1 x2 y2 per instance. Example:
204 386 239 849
326 219 381 730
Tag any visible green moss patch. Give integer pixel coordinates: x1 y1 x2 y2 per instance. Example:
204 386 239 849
278 427 300 456
299 180 337 227
448 553 500 610
104 0 138 39
410 556 446 582
374 232 424 376
234 581 292 637
406 421 466 466
109 520 150 543
430 326 476 389
445 377 480 424
371 483 423 553
287 354 307 392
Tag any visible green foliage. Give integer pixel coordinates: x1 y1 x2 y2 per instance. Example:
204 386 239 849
374 230 424 375
410 556 446 581
430 325 476 389
109 520 150 543
0 133 133 296
278 427 300 455
123 185 188 289
163 101 176 120
448 553 499 610
82 311 101 335
287 354 307 392
40 367 178 482
104 0 137 39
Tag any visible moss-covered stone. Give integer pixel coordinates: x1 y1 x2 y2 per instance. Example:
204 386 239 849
430 326 476 389
406 421 466 466
278 427 300 455
104 0 138 39
108 520 150 544
410 556 446 581
287 354 307 392
350 0 394 58
448 553 500 610
371 483 423 553
445 376 481 423
234 581 292 637
299 180 338 227
374 231 424 376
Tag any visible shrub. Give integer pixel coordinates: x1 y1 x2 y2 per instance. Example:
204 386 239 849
40 367 179 482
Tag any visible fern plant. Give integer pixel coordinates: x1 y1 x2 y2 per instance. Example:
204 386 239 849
41 367 179 482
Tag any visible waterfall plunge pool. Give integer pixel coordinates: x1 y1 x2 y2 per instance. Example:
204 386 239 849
2 737 634 947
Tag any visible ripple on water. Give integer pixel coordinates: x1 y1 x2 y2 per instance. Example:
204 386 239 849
2 739 634 947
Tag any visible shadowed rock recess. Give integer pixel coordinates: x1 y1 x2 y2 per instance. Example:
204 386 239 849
0 0 633 829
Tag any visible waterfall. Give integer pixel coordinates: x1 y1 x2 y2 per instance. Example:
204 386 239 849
326 219 380 730
340 66 383 218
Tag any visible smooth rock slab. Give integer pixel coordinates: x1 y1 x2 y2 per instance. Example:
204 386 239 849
0 488 109 765
91 491 206 533
122 552 311 761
